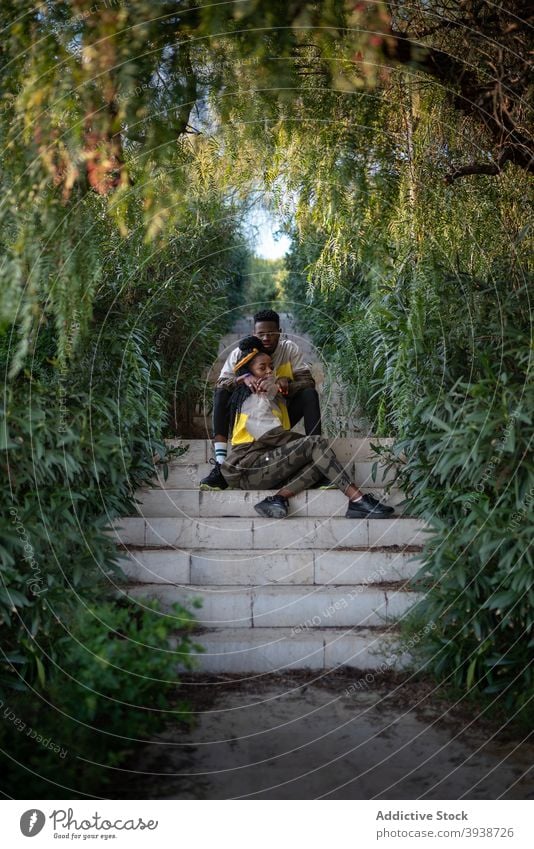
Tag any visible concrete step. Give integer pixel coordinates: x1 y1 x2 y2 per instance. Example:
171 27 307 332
154 319 422 673
158 460 396 490
133 487 407 519
111 516 427 549
120 547 421 586
164 437 394 466
124 583 418 629
189 627 408 673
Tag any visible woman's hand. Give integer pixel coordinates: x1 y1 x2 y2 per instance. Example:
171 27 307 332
256 374 278 395
255 376 270 393
240 374 259 392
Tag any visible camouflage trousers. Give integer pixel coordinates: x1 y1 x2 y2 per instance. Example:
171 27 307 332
223 433 353 494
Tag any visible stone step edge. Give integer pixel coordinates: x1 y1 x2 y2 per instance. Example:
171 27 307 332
185 626 411 672
123 579 415 592
160 439 398 467
161 458 396 470
118 546 424 586
135 486 405 495
163 436 395 447
111 518 428 550
131 490 409 518
115 543 423 564
191 624 401 634
123 582 422 628
118 544 424 554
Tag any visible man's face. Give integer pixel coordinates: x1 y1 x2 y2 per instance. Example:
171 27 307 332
254 320 280 354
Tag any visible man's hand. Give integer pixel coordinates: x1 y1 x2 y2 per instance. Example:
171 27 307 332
276 377 290 396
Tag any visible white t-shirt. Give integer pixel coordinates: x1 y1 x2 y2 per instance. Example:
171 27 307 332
219 338 307 382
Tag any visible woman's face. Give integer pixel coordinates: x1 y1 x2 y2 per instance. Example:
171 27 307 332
249 352 273 379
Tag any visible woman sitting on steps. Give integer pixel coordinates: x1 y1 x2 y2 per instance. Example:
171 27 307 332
219 336 394 520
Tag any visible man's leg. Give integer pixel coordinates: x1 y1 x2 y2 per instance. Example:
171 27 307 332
200 387 232 489
287 387 322 435
212 387 232 464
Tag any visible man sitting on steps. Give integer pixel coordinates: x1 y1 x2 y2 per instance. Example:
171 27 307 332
200 309 321 490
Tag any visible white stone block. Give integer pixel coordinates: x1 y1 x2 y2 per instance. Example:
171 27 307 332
135 489 200 518
353 461 397 486
190 550 314 585
252 586 387 628
159 464 203 489
368 517 428 548
197 490 307 518
326 437 394 464
119 549 190 584
195 628 325 673
323 629 391 670
313 517 370 548
305 490 346 517
127 584 253 627
108 518 145 546
251 517 369 550
314 549 420 585
385 589 421 621
165 439 207 463
251 517 318 550
145 518 253 549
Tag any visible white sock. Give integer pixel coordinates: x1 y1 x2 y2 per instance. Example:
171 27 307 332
214 442 228 464
350 494 363 502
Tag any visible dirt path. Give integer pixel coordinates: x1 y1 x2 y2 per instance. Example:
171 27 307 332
114 671 533 800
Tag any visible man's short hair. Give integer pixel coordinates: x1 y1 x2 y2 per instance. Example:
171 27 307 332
253 309 280 327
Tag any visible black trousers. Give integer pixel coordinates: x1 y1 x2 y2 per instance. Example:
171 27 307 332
213 387 322 438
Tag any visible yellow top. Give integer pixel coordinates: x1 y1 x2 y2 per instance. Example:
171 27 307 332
231 392 290 445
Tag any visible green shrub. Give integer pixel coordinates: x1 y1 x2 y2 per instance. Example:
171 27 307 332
0 598 199 797
373 276 533 715
285 227 533 717
0 310 204 795
0 318 172 691
0 180 249 795
283 252 382 425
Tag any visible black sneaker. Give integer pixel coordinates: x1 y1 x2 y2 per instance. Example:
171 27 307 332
200 459 228 491
254 495 289 519
346 493 394 519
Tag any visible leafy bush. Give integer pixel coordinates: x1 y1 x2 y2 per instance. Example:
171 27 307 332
283 250 382 425
0 598 199 798
0 311 203 794
0 318 170 690
374 277 533 715
275 68 532 718
0 147 249 795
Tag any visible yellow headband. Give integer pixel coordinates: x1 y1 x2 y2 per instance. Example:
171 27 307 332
233 348 259 373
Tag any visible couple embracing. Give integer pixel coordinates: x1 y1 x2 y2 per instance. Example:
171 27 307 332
201 309 393 520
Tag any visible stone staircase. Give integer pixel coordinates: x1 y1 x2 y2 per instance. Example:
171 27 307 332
111 316 427 673
112 437 426 672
